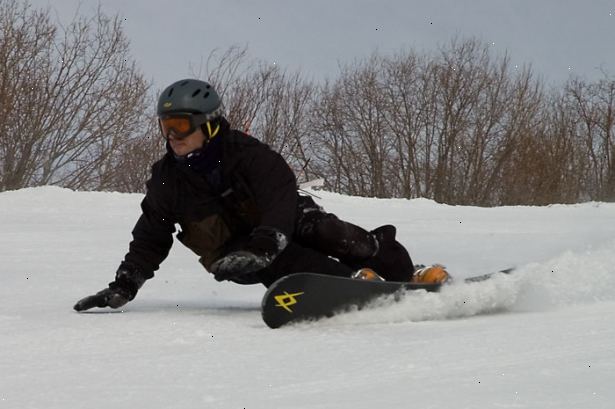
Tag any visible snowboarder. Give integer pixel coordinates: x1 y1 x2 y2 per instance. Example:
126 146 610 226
74 79 449 312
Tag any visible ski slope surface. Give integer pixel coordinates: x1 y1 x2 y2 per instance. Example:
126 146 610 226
1 187 614 409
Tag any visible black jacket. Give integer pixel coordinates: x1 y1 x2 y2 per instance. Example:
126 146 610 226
123 120 298 280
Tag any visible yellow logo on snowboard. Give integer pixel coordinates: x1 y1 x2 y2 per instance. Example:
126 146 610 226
274 291 304 313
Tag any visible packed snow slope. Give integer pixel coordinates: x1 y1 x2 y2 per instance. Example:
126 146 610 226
1 187 614 409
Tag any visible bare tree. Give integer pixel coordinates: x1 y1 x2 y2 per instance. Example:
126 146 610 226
0 0 151 191
198 41 612 205
311 55 394 197
311 39 548 204
565 76 615 201
195 45 316 183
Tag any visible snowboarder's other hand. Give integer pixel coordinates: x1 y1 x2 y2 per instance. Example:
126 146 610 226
210 250 271 282
73 263 146 312
211 226 288 282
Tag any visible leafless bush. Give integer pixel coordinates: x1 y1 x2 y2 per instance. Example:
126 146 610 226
106 112 166 193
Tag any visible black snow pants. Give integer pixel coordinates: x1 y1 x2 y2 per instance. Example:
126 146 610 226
256 195 415 286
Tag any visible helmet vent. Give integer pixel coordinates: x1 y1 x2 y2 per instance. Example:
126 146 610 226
167 88 174 97
206 84 211 89
204 92 210 99
191 89 201 97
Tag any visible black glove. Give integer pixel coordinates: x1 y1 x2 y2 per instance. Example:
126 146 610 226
210 226 288 282
210 250 271 282
73 263 146 312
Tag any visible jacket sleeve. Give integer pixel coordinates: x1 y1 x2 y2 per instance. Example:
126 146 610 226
241 145 298 237
123 171 176 279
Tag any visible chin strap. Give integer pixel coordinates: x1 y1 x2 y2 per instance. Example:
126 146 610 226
206 121 220 139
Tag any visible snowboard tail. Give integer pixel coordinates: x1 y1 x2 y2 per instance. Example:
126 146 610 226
261 268 513 328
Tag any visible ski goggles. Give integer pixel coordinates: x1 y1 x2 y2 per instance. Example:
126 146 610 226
158 112 210 139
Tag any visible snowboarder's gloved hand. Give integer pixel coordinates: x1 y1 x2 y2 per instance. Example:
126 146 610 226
211 226 288 282
73 263 146 312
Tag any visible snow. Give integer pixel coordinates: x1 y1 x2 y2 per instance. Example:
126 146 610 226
1 186 614 408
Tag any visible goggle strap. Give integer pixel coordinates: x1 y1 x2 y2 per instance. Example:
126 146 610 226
207 121 221 139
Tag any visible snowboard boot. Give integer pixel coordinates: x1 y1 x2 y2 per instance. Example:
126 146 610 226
411 264 450 284
351 267 385 281
355 225 415 282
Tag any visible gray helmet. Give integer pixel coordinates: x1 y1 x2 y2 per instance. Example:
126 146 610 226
157 79 223 119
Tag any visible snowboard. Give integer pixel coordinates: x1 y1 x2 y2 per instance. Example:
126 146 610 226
261 268 514 328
